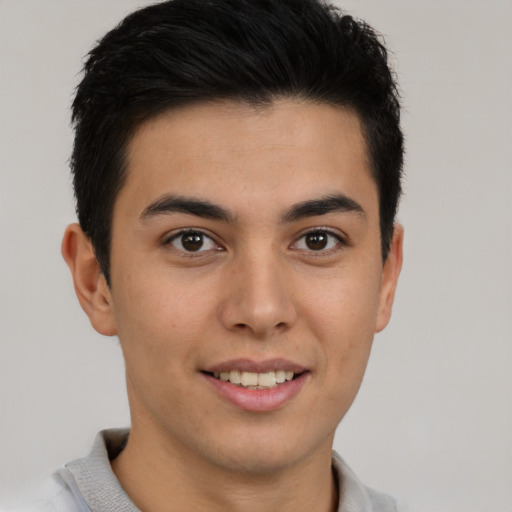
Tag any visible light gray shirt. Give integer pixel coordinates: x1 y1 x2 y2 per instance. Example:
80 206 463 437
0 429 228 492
7 429 398 512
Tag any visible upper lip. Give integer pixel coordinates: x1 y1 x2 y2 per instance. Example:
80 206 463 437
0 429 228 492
204 358 307 374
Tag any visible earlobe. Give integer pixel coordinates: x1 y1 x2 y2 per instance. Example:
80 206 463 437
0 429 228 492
61 223 117 336
375 224 404 333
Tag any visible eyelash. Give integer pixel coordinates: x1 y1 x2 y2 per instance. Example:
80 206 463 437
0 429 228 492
291 228 346 255
162 227 346 257
163 229 221 257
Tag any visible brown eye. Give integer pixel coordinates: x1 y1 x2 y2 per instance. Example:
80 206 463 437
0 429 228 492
294 230 342 252
169 231 217 253
181 233 204 251
305 232 328 250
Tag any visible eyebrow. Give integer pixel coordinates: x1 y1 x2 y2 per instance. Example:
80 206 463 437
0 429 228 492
140 192 365 224
281 194 366 222
140 195 234 222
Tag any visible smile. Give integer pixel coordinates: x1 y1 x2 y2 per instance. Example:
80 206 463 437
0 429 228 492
210 370 296 389
203 368 309 412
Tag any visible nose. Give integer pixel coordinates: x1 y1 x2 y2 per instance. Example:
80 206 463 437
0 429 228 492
218 250 298 339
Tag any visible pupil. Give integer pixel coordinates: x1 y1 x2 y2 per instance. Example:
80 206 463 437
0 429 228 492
182 233 203 251
306 232 327 250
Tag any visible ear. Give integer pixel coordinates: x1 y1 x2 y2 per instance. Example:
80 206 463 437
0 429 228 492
61 223 117 336
375 224 404 333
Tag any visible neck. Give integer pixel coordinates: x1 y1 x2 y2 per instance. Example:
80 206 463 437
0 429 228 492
111 422 338 512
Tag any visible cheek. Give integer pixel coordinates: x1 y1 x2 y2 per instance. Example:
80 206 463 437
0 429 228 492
299 263 382 390
301 263 382 339
110 268 217 373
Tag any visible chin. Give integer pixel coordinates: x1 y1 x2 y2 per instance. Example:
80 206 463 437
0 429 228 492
199 427 329 476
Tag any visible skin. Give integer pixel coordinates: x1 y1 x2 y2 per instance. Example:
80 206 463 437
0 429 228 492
62 99 403 512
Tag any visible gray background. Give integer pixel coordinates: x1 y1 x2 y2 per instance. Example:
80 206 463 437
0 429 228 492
0 1 511 510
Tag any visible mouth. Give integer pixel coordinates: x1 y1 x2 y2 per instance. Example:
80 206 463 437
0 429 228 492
201 359 309 411
200 358 311 413
202 370 301 390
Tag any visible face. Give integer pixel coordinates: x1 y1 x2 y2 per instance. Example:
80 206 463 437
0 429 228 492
68 99 402 475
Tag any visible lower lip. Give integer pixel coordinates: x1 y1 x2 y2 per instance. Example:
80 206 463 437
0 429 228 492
202 372 309 412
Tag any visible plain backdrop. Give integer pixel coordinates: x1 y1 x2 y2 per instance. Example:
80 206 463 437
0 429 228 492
0 1 511 511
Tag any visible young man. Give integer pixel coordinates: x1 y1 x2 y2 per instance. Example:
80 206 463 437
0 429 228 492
21 0 404 510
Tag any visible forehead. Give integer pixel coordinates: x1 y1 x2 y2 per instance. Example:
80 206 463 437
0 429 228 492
117 99 377 222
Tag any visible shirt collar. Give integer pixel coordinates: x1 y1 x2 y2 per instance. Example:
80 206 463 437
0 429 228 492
65 429 396 512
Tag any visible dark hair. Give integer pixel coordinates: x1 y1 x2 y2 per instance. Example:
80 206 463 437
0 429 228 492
71 0 403 284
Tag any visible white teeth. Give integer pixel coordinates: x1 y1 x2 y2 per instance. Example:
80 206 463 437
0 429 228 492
241 371 258 386
258 371 277 387
212 370 296 388
229 370 242 384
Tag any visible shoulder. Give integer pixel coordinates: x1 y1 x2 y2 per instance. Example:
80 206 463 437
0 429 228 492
0 471 85 512
2 429 132 512
332 451 398 512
